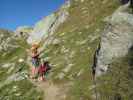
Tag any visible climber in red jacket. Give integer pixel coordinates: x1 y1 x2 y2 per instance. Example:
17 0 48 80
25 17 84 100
38 59 47 81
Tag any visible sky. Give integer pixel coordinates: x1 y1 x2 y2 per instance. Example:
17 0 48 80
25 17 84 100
0 0 65 30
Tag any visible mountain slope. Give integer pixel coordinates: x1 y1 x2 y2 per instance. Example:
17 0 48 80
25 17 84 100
2 0 133 100
0 29 43 100
36 0 120 100
27 1 70 44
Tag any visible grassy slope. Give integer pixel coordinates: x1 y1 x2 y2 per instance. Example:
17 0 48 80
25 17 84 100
0 30 43 100
97 50 133 100
41 0 120 100
0 0 121 99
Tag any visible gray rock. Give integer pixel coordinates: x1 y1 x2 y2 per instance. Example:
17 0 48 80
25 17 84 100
27 14 57 44
77 69 84 76
51 38 61 45
81 0 84 3
95 5 133 76
0 29 19 54
15 26 33 38
76 39 88 45
57 72 65 79
2 63 14 68
63 63 74 73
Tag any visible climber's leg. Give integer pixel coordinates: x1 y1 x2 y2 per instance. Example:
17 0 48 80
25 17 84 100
31 67 36 78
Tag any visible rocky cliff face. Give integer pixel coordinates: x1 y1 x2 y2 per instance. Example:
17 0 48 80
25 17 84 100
15 26 33 39
27 0 70 44
95 4 133 76
90 4 133 100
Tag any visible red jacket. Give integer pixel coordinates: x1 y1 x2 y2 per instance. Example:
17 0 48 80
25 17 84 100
38 64 47 74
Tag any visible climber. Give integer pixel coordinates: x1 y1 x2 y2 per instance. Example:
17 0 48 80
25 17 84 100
38 60 51 81
31 43 40 79
38 59 47 81
27 43 40 79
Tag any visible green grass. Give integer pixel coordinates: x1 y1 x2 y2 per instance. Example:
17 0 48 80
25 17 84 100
96 54 133 100
39 0 120 100
0 30 43 100
0 80 43 100
0 0 121 100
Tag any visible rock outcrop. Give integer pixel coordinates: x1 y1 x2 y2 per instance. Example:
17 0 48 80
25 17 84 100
95 4 133 76
0 29 19 54
15 26 33 39
27 1 70 44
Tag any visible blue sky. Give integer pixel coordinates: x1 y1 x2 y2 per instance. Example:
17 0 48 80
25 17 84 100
0 0 65 30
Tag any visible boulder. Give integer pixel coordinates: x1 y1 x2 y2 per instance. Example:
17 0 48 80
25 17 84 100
95 4 133 76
